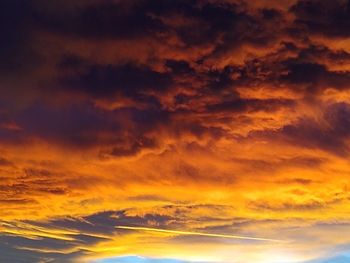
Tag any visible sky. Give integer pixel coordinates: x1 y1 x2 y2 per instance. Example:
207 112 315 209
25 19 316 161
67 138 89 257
1 0 350 262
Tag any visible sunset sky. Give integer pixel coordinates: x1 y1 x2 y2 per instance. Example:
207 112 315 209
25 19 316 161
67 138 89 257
1 0 350 262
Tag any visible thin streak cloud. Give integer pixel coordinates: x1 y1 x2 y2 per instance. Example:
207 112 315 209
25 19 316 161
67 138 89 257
115 226 287 242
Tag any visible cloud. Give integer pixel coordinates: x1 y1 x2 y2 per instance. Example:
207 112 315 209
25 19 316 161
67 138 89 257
251 102 350 156
291 0 350 38
0 0 39 72
33 1 166 40
2 0 350 262
0 157 13 166
60 63 173 99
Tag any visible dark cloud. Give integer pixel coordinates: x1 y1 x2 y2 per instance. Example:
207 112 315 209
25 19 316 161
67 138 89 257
0 234 88 263
109 136 157 157
165 60 194 75
278 178 314 185
249 199 325 211
12 102 120 146
0 102 170 157
0 198 37 205
324 102 350 137
291 0 350 38
0 0 38 72
205 66 237 91
280 61 350 89
251 102 350 156
27 209 176 238
60 63 173 99
0 206 232 261
0 240 44 263
227 42 350 94
30 0 275 51
84 210 174 229
206 98 295 113
0 157 13 166
172 1 245 46
207 5 284 59
296 44 350 63
0 216 112 262
33 1 166 40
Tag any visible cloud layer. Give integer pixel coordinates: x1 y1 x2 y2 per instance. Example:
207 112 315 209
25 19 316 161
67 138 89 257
1 0 350 262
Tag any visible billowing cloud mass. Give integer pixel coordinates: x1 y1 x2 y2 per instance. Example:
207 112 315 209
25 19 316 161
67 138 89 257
1 0 350 262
